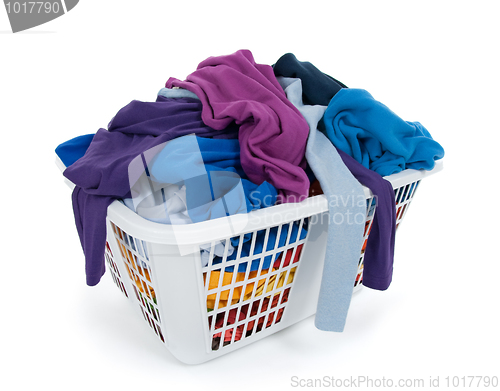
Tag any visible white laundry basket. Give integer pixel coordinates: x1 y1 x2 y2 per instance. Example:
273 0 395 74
56 157 443 364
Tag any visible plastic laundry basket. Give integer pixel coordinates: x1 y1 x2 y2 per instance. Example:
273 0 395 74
56 157 443 364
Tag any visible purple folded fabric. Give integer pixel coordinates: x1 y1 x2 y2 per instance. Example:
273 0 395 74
63 96 237 286
335 148 396 290
165 49 310 203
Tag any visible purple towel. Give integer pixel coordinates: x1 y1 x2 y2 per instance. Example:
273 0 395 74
63 96 237 286
165 49 310 203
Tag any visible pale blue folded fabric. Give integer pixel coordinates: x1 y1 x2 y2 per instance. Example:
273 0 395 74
278 77 366 332
158 87 200 100
149 135 277 223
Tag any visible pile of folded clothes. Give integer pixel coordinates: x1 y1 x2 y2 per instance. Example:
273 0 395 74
56 49 444 332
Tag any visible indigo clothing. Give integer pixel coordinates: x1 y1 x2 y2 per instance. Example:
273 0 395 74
149 136 278 223
63 96 239 286
108 95 240 140
273 53 347 106
335 149 396 291
278 77 366 332
55 133 94 167
165 49 310 203
321 88 445 176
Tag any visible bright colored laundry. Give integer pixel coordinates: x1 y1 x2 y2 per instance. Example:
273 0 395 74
55 49 445 338
205 244 301 310
209 245 300 348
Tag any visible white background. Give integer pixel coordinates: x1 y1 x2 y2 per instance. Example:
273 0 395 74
1 1 499 390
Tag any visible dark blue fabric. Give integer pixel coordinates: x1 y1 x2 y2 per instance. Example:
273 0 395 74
273 52 347 106
55 134 94 167
212 222 307 273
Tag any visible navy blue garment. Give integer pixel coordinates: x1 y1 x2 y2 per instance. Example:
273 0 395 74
273 53 347 106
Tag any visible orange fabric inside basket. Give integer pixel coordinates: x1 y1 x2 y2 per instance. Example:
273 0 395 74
205 245 302 310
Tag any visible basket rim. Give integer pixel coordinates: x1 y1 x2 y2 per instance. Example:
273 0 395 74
56 154 443 245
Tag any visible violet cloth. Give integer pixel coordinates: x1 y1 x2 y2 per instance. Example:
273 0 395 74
336 149 396 290
165 49 310 203
63 96 238 286
273 52 347 106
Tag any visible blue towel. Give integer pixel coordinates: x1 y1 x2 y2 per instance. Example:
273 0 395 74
321 88 445 176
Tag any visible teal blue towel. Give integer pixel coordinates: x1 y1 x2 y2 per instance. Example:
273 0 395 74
321 88 445 176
